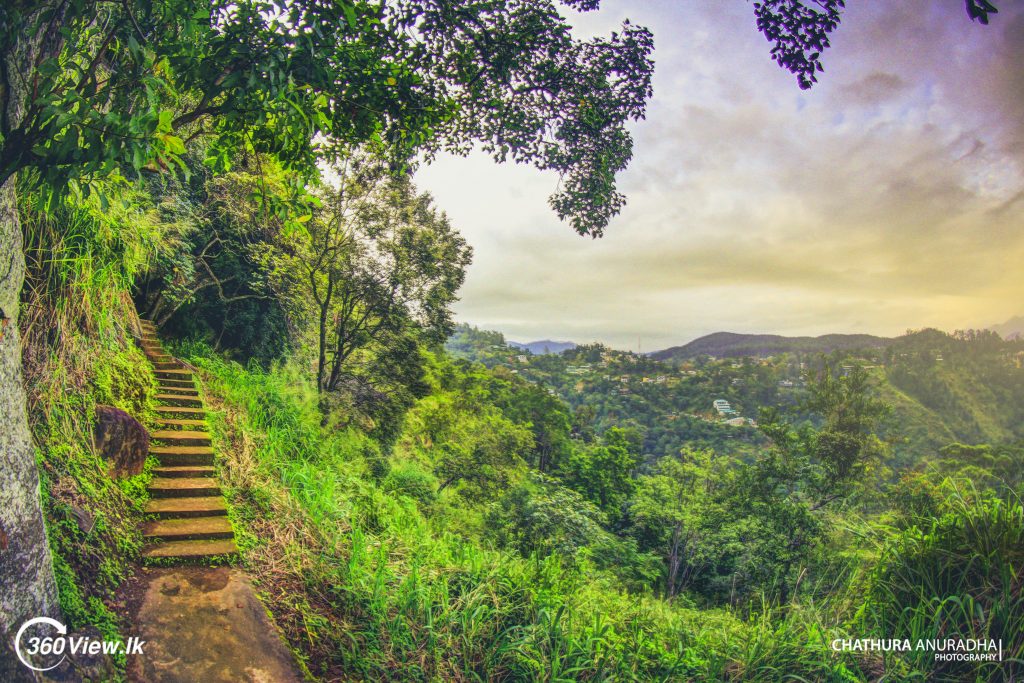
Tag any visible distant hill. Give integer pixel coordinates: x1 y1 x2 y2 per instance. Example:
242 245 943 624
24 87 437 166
651 331 893 361
990 316 1024 340
509 340 577 355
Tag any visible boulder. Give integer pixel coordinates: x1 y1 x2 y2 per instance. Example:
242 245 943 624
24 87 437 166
93 405 148 478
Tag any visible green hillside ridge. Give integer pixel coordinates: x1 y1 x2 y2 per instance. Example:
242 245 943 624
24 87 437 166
651 331 893 361
449 324 1024 468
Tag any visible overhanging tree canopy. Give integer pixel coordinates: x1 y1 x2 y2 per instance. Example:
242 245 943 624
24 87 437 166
0 0 655 236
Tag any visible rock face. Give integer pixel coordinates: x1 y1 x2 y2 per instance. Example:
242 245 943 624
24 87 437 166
126 567 305 683
2 6 79 678
94 406 149 478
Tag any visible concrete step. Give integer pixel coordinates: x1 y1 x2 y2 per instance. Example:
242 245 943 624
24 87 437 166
156 394 202 408
153 418 207 429
141 516 233 541
154 465 215 478
141 539 238 561
145 496 227 518
150 430 211 447
149 477 221 498
151 445 214 466
153 362 182 371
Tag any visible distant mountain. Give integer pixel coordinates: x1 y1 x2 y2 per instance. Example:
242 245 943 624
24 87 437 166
990 316 1024 340
509 340 577 355
651 331 893 361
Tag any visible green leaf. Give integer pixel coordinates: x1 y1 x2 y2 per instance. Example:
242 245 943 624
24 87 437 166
342 3 357 28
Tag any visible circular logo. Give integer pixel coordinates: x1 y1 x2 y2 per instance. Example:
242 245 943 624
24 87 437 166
14 616 67 672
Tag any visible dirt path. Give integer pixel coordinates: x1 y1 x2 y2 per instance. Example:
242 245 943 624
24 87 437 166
123 566 305 682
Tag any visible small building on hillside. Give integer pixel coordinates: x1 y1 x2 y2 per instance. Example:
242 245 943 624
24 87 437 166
713 399 737 416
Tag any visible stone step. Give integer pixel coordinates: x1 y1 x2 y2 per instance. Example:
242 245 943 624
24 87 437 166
150 430 211 446
154 406 206 421
156 386 199 396
155 368 193 380
153 418 207 429
145 496 227 518
155 374 192 385
154 452 214 467
153 362 182 371
151 445 214 466
149 477 221 498
157 380 196 389
141 539 238 561
141 516 233 542
156 394 202 408
154 465 215 478
156 392 200 403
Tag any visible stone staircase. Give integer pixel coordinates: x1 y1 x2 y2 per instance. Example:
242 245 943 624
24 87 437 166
138 319 238 562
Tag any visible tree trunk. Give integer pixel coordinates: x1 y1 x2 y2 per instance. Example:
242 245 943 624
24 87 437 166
666 523 682 598
0 6 65 677
0 177 60 678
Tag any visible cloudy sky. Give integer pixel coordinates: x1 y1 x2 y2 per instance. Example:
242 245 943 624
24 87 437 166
416 1 1024 352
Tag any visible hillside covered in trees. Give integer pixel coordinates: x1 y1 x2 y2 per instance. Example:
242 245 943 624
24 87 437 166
0 1 1021 681
450 323 1024 468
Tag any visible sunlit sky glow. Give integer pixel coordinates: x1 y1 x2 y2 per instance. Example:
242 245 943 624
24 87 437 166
415 1 1024 351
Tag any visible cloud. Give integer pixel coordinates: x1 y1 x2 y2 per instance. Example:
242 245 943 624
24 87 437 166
838 72 909 108
416 1 1024 350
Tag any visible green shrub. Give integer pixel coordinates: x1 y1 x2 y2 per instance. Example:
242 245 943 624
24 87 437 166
382 461 438 507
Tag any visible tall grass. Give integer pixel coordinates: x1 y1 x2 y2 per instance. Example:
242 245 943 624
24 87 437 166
184 346 878 681
858 484 1024 681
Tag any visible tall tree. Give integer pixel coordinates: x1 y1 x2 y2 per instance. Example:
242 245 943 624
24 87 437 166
263 151 471 399
1 3 68 658
733 362 888 602
629 448 725 598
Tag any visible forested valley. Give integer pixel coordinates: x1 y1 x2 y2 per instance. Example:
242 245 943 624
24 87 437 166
0 1 1020 681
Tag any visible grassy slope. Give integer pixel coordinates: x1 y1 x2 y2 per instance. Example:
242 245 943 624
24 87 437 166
25 297 159 678
183 348 871 682
877 363 1018 466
